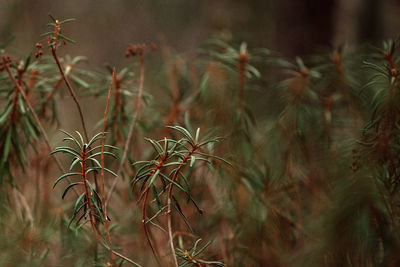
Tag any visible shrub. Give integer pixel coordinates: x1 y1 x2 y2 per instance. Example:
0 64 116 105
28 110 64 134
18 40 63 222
1 15 400 266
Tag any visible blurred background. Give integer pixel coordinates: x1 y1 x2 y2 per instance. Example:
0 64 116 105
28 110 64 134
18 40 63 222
1 0 400 63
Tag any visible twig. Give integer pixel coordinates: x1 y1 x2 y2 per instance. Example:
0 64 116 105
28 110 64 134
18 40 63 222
101 68 117 266
100 241 143 267
106 53 145 206
237 47 248 110
166 146 198 267
50 46 99 195
50 46 89 142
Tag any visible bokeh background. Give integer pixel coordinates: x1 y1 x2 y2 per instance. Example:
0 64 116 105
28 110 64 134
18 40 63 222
1 0 400 62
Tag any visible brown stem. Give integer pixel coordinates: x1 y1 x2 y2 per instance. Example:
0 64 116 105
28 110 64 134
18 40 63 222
106 53 145 206
101 68 117 266
50 47 100 194
166 145 197 267
141 187 161 266
112 75 123 145
237 50 248 110
81 145 141 266
50 46 89 143
160 37 181 132
81 145 97 234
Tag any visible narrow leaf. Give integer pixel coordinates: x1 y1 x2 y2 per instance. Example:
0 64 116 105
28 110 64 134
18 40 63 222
62 182 82 199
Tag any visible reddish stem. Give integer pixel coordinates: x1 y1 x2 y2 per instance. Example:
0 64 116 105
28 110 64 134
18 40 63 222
166 145 198 267
101 68 117 266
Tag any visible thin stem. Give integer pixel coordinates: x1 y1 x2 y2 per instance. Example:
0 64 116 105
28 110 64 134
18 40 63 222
237 50 248 110
101 68 117 266
160 38 180 130
50 46 99 194
50 46 89 143
100 241 143 267
81 145 97 235
141 188 161 265
106 53 145 206
166 146 197 267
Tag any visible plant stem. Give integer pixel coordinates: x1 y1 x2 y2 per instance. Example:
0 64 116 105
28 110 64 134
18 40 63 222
80 145 97 235
50 46 89 143
141 187 161 266
166 145 197 267
160 38 181 130
106 53 145 206
237 49 247 110
50 47 99 195
101 68 117 266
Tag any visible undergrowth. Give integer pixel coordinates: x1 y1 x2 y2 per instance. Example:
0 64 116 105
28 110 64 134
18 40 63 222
1 15 400 266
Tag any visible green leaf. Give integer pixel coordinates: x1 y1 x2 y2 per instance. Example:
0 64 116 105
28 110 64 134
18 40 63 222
73 207 90 229
178 172 191 201
23 116 38 140
16 96 25 114
58 33 76 44
148 169 160 187
104 168 117 177
152 186 162 210
167 126 194 143
199 74 210 97
159 172 187 194
190 155 196 167
86 167 100 175
87 132 103 147
40 32 53 37
69 157 81 171
163 137 168 154
59 129 82 149
48 14 56 22
51 147 80 157
59 18 76 24
190 239 202 254
70 74 89 88
88 151 117 159
2 127 12 162
132 160 151 167
145 138 164 155
91 196 105 223
73 193 86 214
88 157 102 168
195 128 200 143
0 104 13 125
163 162 185 167
194 240 213 257
196 152 232 166
68 202 86 228
23 53 32 72
75 131 85 146
14 133 27 166
53 172 80 188
88 144 119 153
134 163 154 180
62 182 82 199
173 199 194 234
